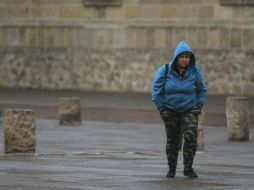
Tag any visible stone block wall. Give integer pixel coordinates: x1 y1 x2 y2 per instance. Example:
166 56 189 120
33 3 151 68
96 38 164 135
0 0 253 95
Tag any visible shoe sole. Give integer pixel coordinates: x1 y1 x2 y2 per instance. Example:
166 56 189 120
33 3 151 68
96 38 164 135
184 175 198 179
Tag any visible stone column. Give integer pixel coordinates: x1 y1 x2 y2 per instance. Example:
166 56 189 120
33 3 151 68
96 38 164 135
4 109 36 154
58 97 81 125
197 111 205 150
226 97 249 141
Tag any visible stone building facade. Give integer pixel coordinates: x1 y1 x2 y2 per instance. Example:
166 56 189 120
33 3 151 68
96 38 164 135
0 0 253 95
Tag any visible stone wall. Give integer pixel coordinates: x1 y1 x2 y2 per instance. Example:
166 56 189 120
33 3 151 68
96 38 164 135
0 0 254 95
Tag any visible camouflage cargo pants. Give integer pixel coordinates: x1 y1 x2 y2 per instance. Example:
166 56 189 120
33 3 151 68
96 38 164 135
160 107 199 170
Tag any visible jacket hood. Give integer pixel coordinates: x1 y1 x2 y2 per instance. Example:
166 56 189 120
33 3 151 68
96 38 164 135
169 41 195 71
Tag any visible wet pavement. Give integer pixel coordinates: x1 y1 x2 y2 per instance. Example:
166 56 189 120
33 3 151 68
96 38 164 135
0 119 254 190
0 89 254 189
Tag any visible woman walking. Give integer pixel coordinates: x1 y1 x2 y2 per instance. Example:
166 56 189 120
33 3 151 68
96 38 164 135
152 41 208 178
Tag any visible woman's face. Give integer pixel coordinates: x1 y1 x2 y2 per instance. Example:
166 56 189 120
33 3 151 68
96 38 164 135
177 53 191 69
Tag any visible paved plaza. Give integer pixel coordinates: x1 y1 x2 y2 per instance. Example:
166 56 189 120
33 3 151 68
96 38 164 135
0 89 253 190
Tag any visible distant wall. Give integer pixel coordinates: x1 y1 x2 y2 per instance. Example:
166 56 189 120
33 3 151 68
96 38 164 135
0 0 254 95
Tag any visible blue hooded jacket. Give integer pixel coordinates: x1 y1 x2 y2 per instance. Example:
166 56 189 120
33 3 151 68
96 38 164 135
152 41 208 112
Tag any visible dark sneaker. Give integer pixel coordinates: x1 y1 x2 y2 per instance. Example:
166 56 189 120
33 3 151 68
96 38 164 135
166 170 176 178
184 169 198 179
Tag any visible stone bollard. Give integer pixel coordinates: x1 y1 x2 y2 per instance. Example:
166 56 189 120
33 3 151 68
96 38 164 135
4 109 36 154
226 97 249 141
58 97 81 125
197 111 205 150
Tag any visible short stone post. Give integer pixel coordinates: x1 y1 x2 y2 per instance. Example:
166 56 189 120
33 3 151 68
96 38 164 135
58 97 81 125
226 97 249 141
4 109 36 154
197 111 205 150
